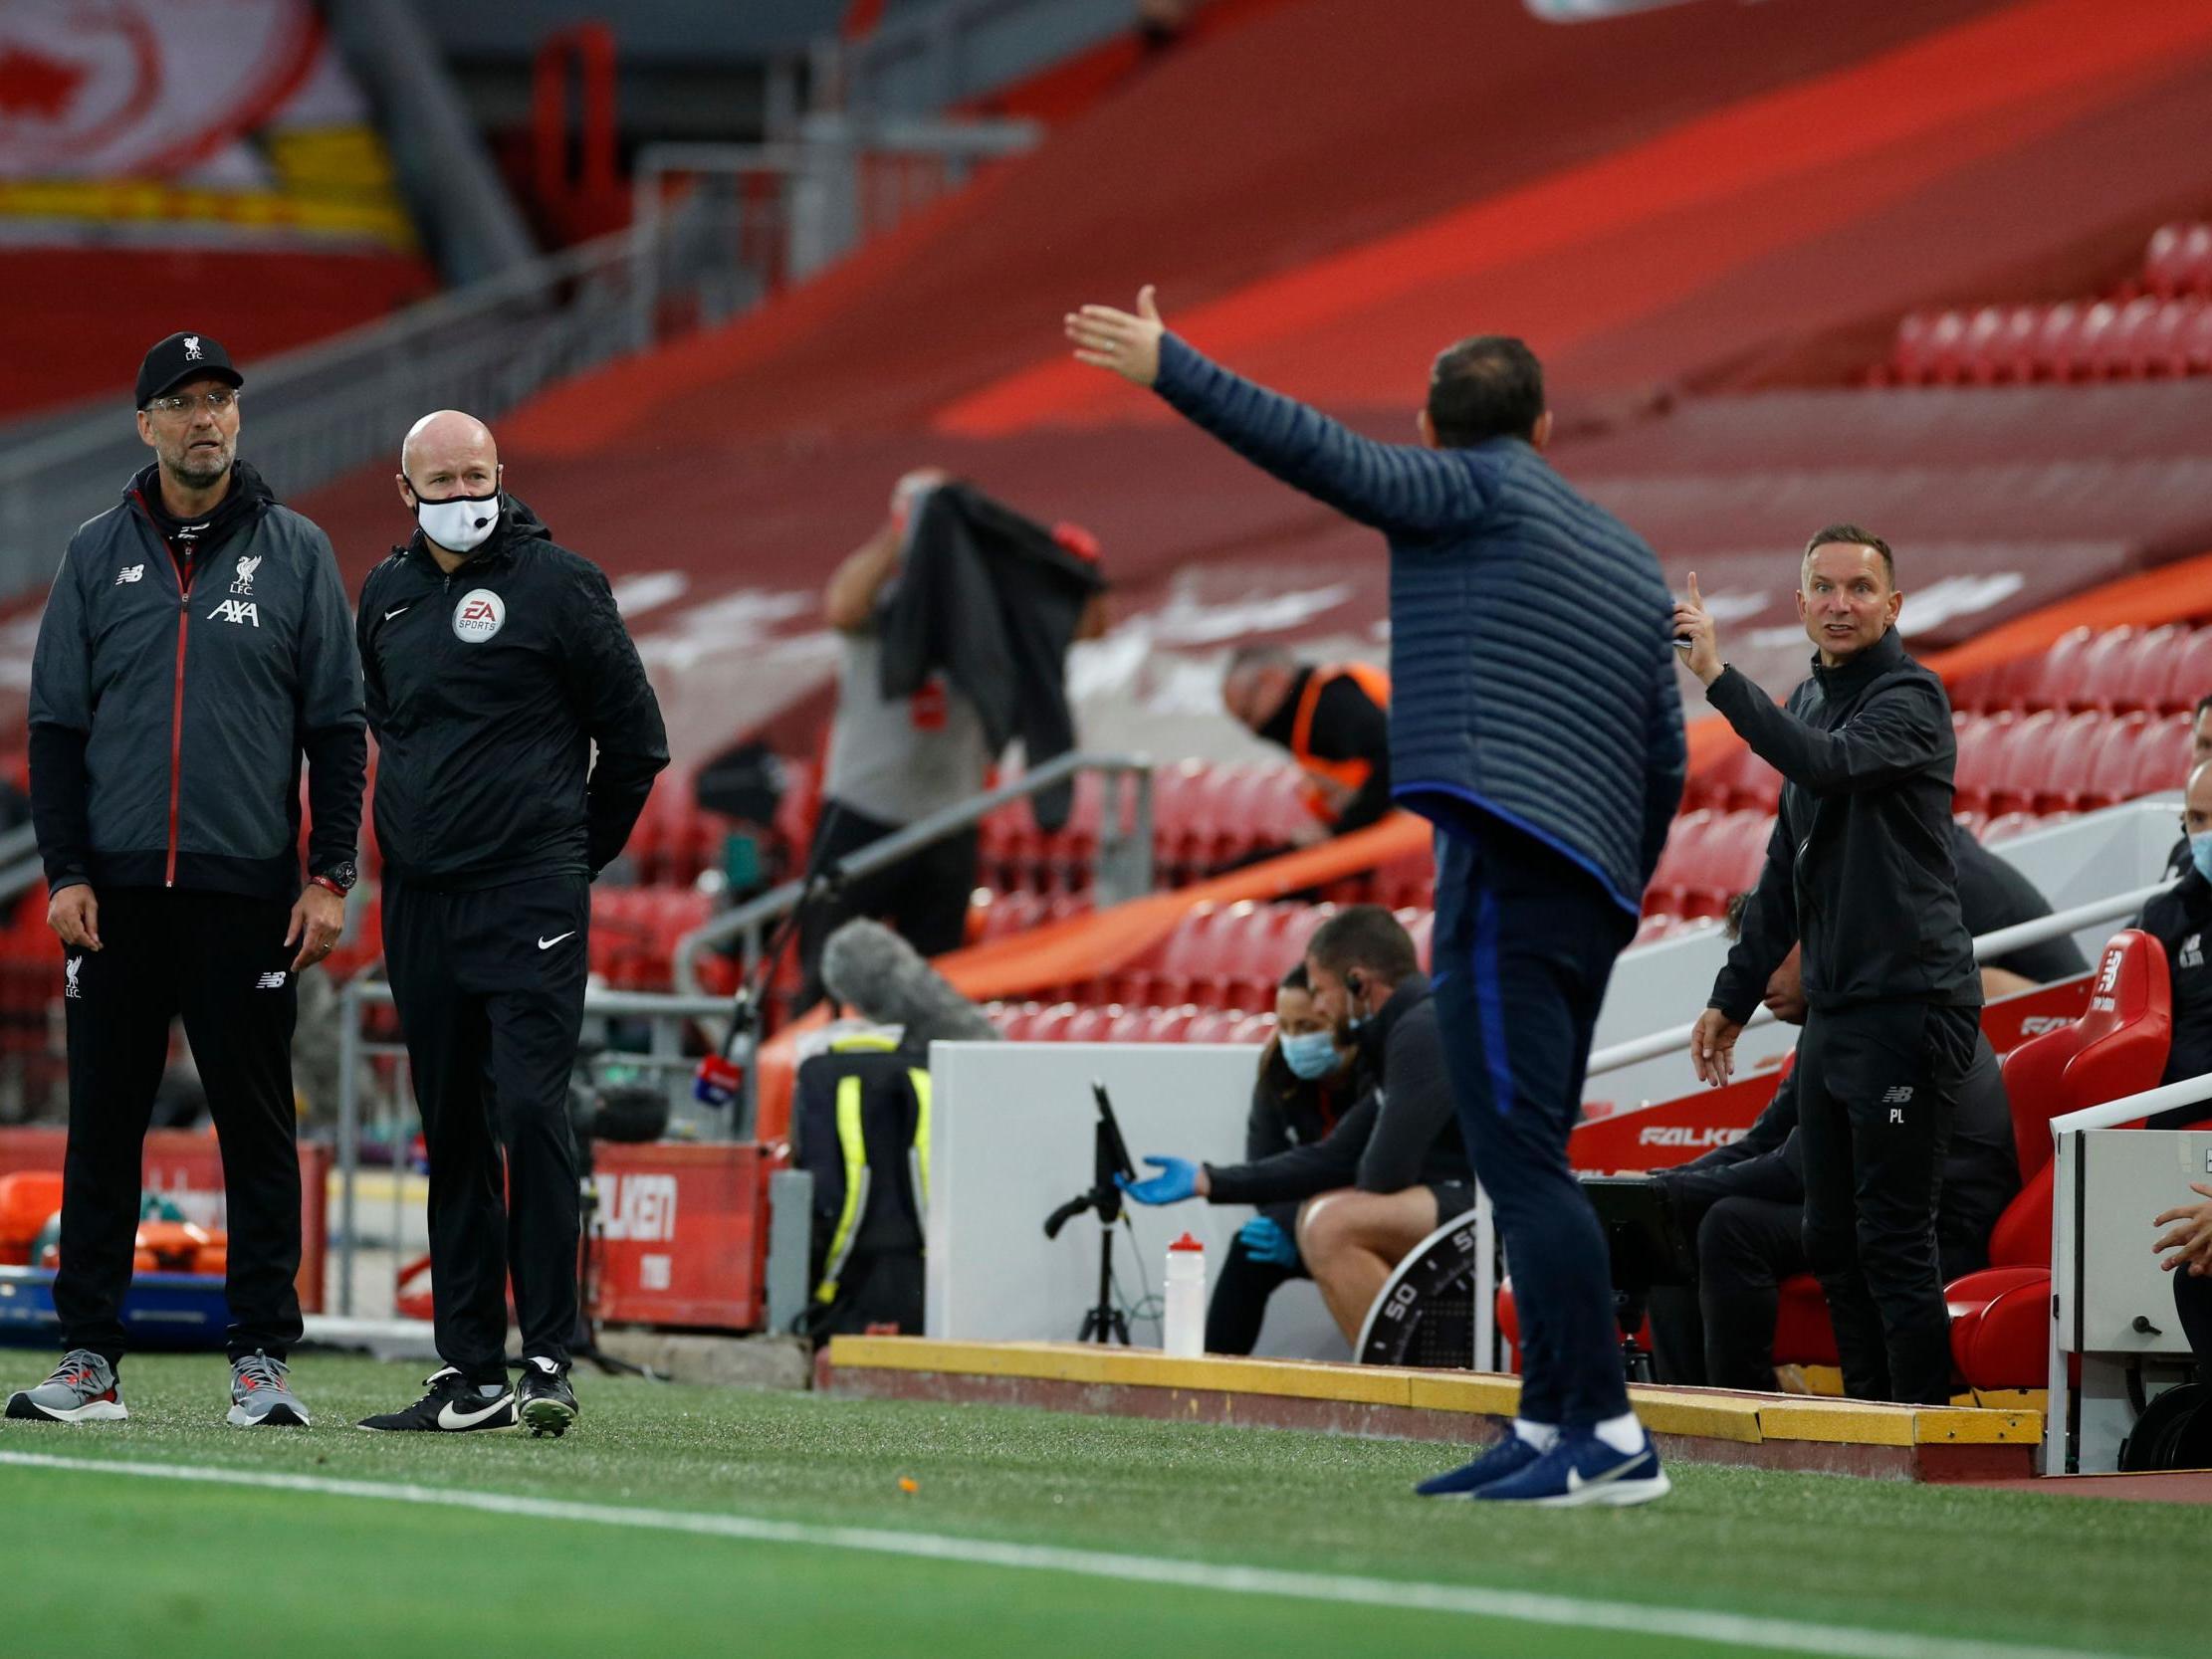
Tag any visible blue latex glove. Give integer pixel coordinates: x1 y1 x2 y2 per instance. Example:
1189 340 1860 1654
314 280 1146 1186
1117 1155 1199 1205
1237 1215 1299 1268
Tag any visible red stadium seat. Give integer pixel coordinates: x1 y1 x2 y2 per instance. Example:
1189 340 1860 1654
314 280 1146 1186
2066 627 2139 713
2144 222 2212 300
2078 711 2150 810
1946 930 2173 1388
2031 711 2111 813
2127 710 2195 800
2184 303 2212 377
2109 623 2187 714
1951 712 2011 816
2164 630 2212 718
1982 709 2062 818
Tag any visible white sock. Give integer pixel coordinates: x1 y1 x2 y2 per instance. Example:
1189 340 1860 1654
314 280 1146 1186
1512 1418 1561 1452
1591 1411 1648 1456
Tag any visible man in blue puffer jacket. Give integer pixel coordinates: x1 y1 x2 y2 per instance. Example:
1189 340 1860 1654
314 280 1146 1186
1068 288 1684 1506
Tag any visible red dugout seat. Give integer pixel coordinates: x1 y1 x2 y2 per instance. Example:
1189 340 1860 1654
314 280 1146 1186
1774 932 2172 1391
1948 930 2173 1387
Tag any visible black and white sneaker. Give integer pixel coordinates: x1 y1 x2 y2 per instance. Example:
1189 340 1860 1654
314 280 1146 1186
356 1366 517 1433
517 1356 577 1438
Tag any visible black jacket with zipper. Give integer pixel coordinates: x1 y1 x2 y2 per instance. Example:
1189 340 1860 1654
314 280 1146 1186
874 483 1106 833
28 460 365 901
1205 975 1469 1206
356 496 668 890
1706 627 1980 1022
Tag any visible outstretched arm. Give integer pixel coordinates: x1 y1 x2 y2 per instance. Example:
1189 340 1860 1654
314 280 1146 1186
1065 288 1490 539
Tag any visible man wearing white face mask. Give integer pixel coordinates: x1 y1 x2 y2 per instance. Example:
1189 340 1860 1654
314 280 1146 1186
2132 759 2212 1124
354 410 668 1437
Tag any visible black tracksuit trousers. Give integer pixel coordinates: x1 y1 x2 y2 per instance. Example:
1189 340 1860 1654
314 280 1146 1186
384 874 587 1382
1204 1233 1311 1355
57 887 304 1367
1797 1000 1975 1404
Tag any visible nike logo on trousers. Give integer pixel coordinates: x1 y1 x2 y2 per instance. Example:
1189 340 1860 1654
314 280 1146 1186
538 932 576 950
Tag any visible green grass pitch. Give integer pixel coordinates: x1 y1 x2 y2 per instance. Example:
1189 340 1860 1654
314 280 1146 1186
0 1352 2198 1658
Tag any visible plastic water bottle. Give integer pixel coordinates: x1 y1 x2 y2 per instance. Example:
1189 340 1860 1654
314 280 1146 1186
1163 1232 1207 1357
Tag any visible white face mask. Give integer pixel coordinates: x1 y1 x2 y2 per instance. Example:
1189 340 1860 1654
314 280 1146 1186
409 477 500 552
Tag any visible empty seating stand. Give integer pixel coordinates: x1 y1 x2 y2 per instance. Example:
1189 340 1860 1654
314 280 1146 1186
1882 221 2212 386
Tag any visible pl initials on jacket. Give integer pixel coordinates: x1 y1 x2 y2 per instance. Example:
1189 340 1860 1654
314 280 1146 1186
356 496 669 889
28 461 365 900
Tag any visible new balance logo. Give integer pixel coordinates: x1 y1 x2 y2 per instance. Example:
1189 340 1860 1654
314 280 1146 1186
64 957 83 999
208 599 259 627
255 971 287 989
114 564 144 585
1880 1085 1914 1106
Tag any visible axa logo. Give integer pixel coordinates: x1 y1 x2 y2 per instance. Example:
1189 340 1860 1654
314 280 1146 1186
182 335 203 361
231 554 261 595
1638 1125 1746 1148
114 564 144 585
453 587 505 643
208 598 259 628
599 1172 678 1243
64 956 83 999
255 971 287 990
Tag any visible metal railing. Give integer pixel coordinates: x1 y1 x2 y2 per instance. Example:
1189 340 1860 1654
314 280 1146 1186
825 0 1141 116
1584 880 2170 1081
0 124 1037 601
631 113 1039 313
331 976 744 1317
672 750 1154 995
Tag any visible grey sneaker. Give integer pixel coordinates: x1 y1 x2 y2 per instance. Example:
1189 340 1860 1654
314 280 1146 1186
5 1349 127 1423
228 1350 310 1427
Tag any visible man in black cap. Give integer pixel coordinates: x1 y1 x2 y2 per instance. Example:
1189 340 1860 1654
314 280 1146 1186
10 332 366 1428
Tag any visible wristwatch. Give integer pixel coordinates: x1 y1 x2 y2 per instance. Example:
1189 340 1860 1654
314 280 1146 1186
310 861 358 897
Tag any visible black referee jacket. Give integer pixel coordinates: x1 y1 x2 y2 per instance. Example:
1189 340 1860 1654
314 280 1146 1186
356 497 668 889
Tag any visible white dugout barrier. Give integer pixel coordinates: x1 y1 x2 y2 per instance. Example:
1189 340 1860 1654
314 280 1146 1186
926 1041 1349 1359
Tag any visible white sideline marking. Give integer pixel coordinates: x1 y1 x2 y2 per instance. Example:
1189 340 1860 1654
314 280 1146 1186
0 1450 2129 1659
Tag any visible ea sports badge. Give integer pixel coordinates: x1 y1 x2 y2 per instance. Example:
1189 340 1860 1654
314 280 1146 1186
453 588 505 643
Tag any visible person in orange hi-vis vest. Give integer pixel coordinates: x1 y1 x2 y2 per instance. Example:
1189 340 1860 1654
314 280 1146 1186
1221 646 1391 845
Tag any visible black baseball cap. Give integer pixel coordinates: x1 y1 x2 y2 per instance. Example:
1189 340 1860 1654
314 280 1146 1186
135 332 243 408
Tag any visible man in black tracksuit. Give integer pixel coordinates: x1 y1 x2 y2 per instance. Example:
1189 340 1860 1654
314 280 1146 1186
11 332 364 1430
1677 525 1982 1405
355 410 667 1436
2131 758 2212 1123
1646 943 2020 1390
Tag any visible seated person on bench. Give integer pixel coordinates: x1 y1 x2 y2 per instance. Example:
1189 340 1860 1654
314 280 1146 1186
1121 907 1471 1345
2133 760 2212 1126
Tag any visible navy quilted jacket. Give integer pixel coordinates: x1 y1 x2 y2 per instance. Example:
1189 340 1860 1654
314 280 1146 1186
1153 335 1685 914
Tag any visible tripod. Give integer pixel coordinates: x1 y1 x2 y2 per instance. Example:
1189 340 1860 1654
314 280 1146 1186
1042 1116 1133 1346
